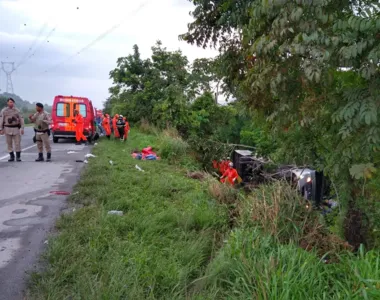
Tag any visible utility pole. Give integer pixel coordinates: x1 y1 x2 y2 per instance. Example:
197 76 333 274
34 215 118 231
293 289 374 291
1 62 15 94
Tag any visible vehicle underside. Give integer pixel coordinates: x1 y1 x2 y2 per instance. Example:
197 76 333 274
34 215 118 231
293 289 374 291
232 150 331 207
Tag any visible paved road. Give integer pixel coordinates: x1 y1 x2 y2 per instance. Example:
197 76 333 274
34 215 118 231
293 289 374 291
0 127 36 160
0 128 91 300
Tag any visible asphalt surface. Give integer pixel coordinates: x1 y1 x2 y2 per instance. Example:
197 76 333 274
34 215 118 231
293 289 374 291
0 127 91 299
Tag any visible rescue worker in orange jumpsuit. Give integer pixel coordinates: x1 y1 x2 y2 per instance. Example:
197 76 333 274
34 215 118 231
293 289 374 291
73 109 88 145
219 159 226 174
220 162 239 185
212 160 218 170
224 157 232 172
124 117 130 140
112 114 120 138
102 114 111 139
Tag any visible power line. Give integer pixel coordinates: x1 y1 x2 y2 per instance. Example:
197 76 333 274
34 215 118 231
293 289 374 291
15 22 48 69
40 1 150 75
15 6 82 70
16 25 57 70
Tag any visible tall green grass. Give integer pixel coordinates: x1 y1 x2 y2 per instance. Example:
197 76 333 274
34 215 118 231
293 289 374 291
239 182 351 256
28 130 380 299
191 230 380 299
27 131 228 300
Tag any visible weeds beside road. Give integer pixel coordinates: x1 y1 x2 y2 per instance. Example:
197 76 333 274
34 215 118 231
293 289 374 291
28 131 228 299
28 130 380 299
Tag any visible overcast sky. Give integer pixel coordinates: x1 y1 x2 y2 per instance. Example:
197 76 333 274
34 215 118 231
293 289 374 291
0 0 217 108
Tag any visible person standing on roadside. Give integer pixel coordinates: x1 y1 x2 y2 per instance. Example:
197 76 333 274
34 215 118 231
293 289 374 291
112 114 120 139
102 114 111 139
73 109 88 145
29 103 52 162
0 98 24 162
96 115 104 135
116 115 126 141
124 117 130 141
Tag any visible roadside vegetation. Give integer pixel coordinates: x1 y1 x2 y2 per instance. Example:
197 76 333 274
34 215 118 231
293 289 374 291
28 130 380 299
104 0 380 250
28 1 380 298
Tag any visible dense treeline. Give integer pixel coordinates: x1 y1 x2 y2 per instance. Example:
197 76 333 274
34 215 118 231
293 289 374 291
106 1 380 248
180 0 380 248
105 42 272 162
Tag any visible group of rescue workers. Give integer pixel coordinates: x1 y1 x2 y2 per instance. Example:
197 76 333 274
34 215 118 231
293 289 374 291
1 96 238 186
0 97 130 162
99 113 130 141
213 157 240 185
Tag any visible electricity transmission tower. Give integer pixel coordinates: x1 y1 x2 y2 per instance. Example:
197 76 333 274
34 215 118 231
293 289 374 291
1 62 15 94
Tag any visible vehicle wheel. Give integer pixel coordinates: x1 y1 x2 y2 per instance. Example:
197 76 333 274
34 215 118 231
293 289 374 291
53 137 59 143
87 136 92 144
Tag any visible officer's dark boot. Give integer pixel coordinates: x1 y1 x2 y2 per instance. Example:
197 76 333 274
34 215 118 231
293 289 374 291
16 152 21 162
46 153 51 162
35 153 44 162
8 152 15 162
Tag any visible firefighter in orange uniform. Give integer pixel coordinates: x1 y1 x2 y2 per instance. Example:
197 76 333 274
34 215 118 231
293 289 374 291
212 160 218 170
73 109 88 145
124 117 130 140
102 114 111 139
220 162 239 185
112 114 120 138
224 157 232 171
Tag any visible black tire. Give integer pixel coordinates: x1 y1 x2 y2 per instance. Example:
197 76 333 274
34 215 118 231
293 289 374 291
53 136 59 143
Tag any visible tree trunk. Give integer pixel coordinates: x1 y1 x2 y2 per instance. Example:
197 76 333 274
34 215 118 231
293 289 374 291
343 179 369 251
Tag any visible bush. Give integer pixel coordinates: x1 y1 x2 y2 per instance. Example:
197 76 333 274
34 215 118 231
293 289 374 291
239 182 351 256
158 133 189 162
191 230 380 299
208 180 238 206
138 118 158 135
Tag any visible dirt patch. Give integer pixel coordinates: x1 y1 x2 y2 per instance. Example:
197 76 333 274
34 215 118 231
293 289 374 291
186 171 208 181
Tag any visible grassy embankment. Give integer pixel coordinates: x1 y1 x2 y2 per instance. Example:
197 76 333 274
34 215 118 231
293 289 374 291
28 129 380 299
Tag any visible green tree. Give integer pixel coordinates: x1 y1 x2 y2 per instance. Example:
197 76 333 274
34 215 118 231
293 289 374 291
183 0 380 247
0 95 7 108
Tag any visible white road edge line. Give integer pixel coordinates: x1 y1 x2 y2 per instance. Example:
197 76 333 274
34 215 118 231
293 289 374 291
0 144 37 161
